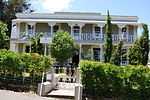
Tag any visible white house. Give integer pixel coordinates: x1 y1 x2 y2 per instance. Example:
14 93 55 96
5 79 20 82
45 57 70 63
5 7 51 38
10 12 142 65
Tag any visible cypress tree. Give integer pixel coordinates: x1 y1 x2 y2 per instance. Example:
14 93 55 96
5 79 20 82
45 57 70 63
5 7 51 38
103 10 113 63
128 38 140 65
110 40 123 66
139 23 149 65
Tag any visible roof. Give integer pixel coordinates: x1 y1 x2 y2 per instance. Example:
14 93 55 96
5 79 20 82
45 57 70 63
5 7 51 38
14 12 139 23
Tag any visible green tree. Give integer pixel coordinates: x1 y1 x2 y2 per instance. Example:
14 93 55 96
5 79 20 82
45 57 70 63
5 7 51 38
84 49 92 60
128 39 140 65
50 30 75 64
103 10 113 63
0 0 34 36
138 23 149 66
30 33 44 55
110 40 123 66
0 21 10 49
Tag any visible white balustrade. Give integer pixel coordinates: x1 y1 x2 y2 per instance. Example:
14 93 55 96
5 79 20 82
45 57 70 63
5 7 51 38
18 32 136 42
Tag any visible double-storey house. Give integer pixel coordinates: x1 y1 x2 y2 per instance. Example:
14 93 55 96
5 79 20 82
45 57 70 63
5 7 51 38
10 12 141 65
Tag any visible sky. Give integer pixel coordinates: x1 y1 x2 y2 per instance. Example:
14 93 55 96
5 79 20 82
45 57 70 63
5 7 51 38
31 0 150 35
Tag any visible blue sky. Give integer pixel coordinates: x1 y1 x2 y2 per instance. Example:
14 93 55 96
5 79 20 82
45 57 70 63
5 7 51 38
31 0 150 34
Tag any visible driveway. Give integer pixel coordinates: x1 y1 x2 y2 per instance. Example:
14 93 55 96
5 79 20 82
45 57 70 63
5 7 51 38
0 90 72 100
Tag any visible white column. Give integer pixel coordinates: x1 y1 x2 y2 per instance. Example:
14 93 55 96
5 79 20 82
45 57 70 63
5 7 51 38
117 24 126 40
10 41 16 51
16 23 20 38
27 22 36 36
11 22 17 39
68 23 75 36
117 24 126 34
126 25 129 36
78 23 85 40
91 46 93 61
48 23 56 36
100 45 103 62
79 44 82 61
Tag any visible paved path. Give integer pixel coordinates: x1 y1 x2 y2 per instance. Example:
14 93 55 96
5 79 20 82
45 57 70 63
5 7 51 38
47 83 75 97
0 90 73 100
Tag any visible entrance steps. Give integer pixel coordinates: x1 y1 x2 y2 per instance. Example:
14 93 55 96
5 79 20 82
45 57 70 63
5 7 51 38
46 83 76 99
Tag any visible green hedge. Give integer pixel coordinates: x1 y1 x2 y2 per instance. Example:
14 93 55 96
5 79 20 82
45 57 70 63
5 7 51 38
0 49 55 85
80 60 150 100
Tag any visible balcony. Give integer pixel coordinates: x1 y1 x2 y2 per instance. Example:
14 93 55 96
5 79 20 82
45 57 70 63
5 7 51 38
73 33 136 42
19 32 136 43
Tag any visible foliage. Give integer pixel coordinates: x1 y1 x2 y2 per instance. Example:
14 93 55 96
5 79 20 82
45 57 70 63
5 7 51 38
0 0 34 36
84 49 92 60
128 39 140 65
0 21 10 49
128 23 149 66
0 49 21 74
110 40 123 65
80 60 150 100
138 23 149 66
103 10 113 63
50 30 75 63
0 50 54 84
30 33 44 55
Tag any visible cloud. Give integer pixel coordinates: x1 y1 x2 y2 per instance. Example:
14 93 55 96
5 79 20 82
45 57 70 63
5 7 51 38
41 0 75 12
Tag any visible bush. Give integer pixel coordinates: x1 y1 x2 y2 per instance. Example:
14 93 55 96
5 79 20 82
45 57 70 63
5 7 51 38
80 60 150 100
0 50 54 85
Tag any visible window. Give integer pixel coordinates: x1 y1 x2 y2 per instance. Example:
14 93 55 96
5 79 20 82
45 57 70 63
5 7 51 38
53 26 59 33
93 48 100 61
73 26 80 36
28 25 34 34
95 27 100 34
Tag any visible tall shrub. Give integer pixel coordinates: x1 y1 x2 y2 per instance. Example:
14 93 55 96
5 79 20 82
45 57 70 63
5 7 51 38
128 39 140 65
103 10 113 63
139 23 149 66
110 40 123 65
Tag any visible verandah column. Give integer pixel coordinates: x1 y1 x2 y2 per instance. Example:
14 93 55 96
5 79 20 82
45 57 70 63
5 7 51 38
100 45 103 62
79 44 82 61
27 22 36 36
48 23 56 36
78 23 85 40
97 23 105 39
117 23 126 40
68 23 76 36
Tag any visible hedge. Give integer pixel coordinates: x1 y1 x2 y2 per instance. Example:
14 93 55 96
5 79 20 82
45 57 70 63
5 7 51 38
80 60 150 100
0 49 55 85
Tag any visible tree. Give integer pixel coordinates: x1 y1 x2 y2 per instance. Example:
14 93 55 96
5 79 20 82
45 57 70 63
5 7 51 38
103 10 113 63
110 40 123 66
50 30 75 64
0 0 34 36
84 49 92 60
0 21 10 49
128 39 140 65
128 23 149 66
138 23 149 66
30 33 44 55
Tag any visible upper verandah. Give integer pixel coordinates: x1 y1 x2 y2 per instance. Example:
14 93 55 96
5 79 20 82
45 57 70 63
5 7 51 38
13 12 139 22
